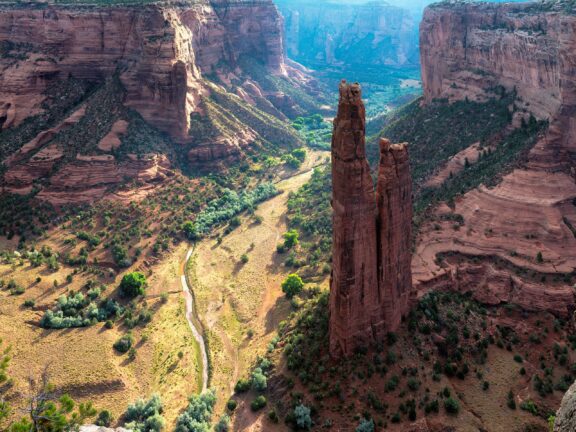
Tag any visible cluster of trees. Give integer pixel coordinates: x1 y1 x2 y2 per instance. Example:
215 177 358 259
41 273 147 329
124 394 165 432
40 291 123 329
174 389 217 432
292 114 331 150
183 183 278 240
282 148 307 169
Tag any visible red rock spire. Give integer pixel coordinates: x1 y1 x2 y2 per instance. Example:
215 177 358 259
329 81 413 358
376 138 413 332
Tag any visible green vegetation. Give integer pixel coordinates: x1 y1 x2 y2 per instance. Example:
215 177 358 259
113 333 134 354
119 272 147 298
183 183 278 240
250 395 267 411
356 418 375 432
370 93 515 184
174 390 216 432
294 404 312 430
292 114 332 150
282 147 308 169
41 290 123 329
5 367 97 432
285 167 332 269
0 79 92 162
124 394 165 432
281 274 305 298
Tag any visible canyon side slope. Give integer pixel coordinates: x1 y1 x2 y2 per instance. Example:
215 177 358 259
416 0 576 315
0 0 320 204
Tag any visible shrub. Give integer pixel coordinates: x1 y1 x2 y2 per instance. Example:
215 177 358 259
120 272 147 298
124 394 165 432
175 389 216 432
240 254 249 264
214 414 230 432
282 274 304 298
113 334 134 354
235 379 251 393
444 398 459 415
268 409 279 423
283 230 299 249
291 148 307 162
407 378 420 391
112 244 131 268
250 396 267 411
226 399 237 412
95 410 112 427
252 368 267 392
520 400 538 416
23 299 35 308
188 184 278 239
294 404 312 430
356 418 374 432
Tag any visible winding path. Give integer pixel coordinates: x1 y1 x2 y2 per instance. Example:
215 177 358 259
180 247 209 393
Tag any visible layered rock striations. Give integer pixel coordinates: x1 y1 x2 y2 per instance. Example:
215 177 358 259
0 0 314 203
330 81 413 357
416 2 576 316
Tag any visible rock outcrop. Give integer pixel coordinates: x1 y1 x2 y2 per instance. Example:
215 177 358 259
555 379 576 432
0 0 315 203
416 2 576 316
377 139 413 331
278 0 419 68
0 0 311 171
330 81 413 357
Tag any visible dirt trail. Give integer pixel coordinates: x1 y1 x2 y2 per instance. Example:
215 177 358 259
187 151 329 414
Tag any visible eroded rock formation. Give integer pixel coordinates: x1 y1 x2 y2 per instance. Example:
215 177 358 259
330 82 413 357
555 379 576 432
0 0 315 203
416 2 576 316
377 139 413 331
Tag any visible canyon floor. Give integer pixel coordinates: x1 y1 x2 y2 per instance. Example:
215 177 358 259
188 150 329 425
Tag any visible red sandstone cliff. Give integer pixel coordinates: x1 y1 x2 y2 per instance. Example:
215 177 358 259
0 0 313 204
330 82 413 358
0 0 289 141
330 82 379 358
377 138 413 332
417 2 576 316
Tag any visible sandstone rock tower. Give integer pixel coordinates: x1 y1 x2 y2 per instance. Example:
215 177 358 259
329 81 413 358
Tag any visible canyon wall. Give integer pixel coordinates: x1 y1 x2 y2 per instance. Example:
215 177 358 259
330 82 413 358
416 2 576 316
277 0 419 68
0 0 285 142
0 0 312 203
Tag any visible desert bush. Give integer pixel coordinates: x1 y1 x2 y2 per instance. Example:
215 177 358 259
124 394 165 432
174 390 216 432
250 396 266 411
120 272 147 298
294 404 312 430
282 274 304 298
113 333 134 354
